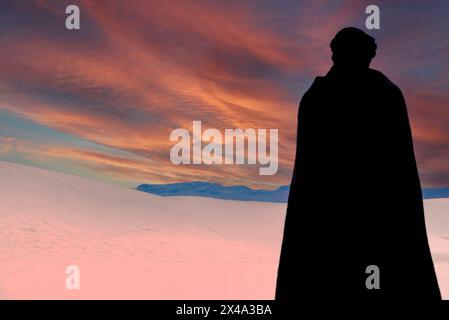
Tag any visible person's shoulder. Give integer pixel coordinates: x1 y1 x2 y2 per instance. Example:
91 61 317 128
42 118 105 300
304 76 328 96
298 77 325 111
368 69 402 95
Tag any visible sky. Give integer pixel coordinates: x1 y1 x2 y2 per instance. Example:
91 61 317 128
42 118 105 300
0 0 448 189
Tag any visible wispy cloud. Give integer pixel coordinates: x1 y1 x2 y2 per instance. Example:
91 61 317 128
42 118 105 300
0 0 448 187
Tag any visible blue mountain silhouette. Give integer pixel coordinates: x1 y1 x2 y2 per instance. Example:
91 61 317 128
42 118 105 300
136 181 289 202
422 188 449 199
136 182 449 203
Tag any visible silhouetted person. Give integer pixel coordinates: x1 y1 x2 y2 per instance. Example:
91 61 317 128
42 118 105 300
276 27 441 301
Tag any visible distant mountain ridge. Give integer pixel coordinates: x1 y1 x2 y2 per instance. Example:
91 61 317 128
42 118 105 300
137 182 289 203
422 188 449 199
137 182 449 203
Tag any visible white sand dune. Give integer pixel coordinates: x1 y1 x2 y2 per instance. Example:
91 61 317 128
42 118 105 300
0 161 285 299
0 161 448 299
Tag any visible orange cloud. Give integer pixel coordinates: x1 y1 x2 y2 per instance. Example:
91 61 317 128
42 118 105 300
0 0 448 188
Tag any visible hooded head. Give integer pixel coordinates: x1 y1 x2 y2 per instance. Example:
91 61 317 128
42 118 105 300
331 27 377 73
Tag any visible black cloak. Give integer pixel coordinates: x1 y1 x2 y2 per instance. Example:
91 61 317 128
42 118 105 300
275 66 441 301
